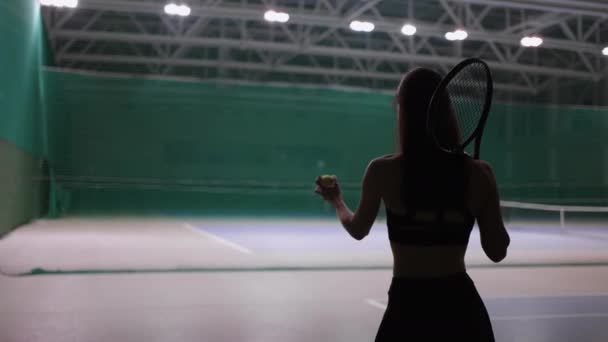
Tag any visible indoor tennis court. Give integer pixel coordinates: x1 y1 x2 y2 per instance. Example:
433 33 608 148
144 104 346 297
2 0 608 341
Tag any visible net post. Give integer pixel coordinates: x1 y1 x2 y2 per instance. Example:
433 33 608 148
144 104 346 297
560 208 565 233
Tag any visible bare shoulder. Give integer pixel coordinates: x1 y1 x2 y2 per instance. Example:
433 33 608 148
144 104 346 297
469 159 496 185
370 153 400 164
368 154 399 172
364 155 398 193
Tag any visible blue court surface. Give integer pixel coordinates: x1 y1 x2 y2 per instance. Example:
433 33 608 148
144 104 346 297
487 295 608 341
191 220 608 252
182 219 608 268
1 217 608 274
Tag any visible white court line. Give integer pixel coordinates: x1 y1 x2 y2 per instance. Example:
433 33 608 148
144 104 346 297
365 299 608 321
365 299 388 310
183 223 253 254
492 312 608 321
368 293 608 304
484 293 608 300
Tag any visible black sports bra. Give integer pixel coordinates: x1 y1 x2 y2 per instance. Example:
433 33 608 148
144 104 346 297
386 206 475 246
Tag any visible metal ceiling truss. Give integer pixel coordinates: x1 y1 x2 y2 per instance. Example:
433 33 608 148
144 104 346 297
43 0 608 104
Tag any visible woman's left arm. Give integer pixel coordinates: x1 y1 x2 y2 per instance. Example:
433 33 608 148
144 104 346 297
317 159 382 240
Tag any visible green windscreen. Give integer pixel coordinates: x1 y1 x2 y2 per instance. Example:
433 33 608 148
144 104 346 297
44 71 395 216
0 0 47 156
490 103 608 204
0 0 50 235
43 70 608 216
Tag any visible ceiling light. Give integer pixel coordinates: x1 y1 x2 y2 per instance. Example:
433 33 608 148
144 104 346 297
401 24 417 36
350 20 375 33
521 36 543 47
445 29 468 41
264 10 290 23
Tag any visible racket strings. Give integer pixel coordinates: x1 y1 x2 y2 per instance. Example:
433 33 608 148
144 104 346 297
445 63 488 149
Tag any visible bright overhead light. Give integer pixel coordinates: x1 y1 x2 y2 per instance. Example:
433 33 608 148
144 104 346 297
445 29 468 41
401 24 417 36
602 47 608 56
349 20 375 33
521 36 543 47
264 10 290 23
164 3 191 17
39 0 78 8
164 4 178 15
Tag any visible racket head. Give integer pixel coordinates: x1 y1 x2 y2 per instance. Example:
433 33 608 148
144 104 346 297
426 58 493 159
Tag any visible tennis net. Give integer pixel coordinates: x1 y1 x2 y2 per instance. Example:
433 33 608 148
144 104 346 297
500 200 608 237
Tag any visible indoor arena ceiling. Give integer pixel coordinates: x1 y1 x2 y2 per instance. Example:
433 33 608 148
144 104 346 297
42 0 608 105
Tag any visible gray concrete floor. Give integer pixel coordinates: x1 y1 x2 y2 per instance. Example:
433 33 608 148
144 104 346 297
1 218 608 341
1 267 608 342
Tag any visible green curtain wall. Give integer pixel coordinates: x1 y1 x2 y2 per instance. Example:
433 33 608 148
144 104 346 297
0 0 46 155
44 71 608 216
0 0 49 233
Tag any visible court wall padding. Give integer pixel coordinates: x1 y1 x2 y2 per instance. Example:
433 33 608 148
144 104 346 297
0 1 49 234
43 70 608 216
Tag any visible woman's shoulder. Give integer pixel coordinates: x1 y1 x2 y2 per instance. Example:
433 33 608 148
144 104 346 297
468 159 498 189
469 159 495 178
371 153 401 163
367 154 401 172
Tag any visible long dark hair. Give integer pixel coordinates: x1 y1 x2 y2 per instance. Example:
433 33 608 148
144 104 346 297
395 68 468 208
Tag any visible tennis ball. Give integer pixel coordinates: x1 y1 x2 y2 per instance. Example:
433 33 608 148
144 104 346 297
320 175 337 188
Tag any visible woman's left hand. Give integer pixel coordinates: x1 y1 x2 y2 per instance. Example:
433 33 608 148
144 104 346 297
314 175 342 206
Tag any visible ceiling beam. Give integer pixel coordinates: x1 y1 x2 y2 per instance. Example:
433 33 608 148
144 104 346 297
69 0 606 56
53 29 600 81
448 0 608 18
59 52 538 94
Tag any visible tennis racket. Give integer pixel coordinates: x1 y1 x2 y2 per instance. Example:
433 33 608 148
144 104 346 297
426 58 493 159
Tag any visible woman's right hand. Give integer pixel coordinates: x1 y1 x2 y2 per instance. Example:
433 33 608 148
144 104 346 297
314 175 342 206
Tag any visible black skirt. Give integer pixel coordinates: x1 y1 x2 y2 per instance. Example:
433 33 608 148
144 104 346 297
375 272 495 342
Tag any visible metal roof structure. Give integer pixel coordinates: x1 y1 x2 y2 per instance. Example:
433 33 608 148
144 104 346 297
43 0 608 105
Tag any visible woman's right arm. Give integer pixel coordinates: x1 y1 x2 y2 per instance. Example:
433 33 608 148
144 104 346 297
474 161 510 263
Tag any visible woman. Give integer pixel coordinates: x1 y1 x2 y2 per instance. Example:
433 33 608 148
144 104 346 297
314 68 510 341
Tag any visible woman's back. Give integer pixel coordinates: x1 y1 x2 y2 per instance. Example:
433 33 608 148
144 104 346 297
373 153 509 277
314 67 507 341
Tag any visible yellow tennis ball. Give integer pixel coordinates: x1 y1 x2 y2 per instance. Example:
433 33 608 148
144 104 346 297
320 175 337 188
